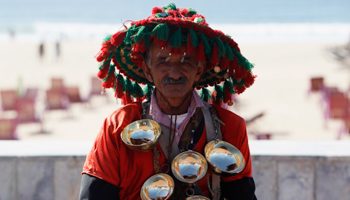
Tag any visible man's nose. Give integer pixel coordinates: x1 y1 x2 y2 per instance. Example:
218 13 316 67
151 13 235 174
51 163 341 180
167 64 182 80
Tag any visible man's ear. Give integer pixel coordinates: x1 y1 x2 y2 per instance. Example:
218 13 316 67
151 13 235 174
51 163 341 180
142 61 154 83
194 62 205 82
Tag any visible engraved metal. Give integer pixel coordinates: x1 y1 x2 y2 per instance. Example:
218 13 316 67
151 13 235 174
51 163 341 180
140 173 175 200
171 151 208 184
121 119 161 152
204 140 245 176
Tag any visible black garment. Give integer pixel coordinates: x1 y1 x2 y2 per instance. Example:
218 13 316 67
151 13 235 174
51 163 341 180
79 174 257 200
79 174 120 200
220 177 257 200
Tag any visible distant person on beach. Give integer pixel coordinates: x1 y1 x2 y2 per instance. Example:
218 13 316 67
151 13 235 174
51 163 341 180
79 3 257 200
56 40 61 61
39 42 45 60
9 28 15 40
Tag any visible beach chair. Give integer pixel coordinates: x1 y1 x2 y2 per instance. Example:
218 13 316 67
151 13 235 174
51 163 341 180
65 86 88 104
0 90 17 111
88 77 109 103
0 118 18 140
51 78 65 91
45 89 69 111
24 87 39 100
14 97 44 132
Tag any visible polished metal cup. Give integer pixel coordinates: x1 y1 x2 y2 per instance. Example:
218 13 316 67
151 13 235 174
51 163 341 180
171 151 208 184
140 173 175 200
204 140 245 176
186 196 211 200
121 119 161 152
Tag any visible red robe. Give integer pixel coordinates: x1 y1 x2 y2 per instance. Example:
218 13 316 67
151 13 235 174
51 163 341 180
82 102 252 199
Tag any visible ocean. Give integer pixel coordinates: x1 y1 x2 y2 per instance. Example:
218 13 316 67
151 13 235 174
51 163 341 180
1 0 350 43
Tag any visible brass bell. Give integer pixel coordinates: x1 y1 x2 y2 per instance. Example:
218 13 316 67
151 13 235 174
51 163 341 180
140 173 175 200
171 151 208 184
204 140 245 176
121 119 161 152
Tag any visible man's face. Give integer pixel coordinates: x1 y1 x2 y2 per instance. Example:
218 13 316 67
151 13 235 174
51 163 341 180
142 44 204 100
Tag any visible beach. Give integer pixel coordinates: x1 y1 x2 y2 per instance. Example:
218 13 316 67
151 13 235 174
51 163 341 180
0 39 349 141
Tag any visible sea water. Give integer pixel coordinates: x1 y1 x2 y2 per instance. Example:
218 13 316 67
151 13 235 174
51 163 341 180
1 0 350 43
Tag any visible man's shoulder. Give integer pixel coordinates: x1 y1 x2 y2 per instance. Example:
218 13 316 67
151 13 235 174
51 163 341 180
211 104 245 125
106 102 142 121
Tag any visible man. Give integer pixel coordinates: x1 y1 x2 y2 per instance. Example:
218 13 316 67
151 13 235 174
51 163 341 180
79 3 257 200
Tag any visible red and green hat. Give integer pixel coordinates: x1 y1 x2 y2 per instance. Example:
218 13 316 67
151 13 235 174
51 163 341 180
96 3 256 105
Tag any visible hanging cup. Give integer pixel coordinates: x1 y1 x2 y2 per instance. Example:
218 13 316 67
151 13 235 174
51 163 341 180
171 151 208 184
121 119 161 152
140 173 175 200
204 140 245 177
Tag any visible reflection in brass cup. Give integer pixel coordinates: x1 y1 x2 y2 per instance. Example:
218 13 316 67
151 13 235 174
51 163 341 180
204 140 245 176
140 173 174 200
186 195 211 200
121 119 161 152
171 151 208 184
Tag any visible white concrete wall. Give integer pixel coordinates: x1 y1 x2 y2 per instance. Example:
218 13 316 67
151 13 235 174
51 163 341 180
0 141 349 200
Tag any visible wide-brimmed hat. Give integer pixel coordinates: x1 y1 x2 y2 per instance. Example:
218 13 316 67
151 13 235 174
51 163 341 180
96 3 256 105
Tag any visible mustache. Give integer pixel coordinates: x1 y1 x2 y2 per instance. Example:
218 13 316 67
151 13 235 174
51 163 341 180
162 77 188 84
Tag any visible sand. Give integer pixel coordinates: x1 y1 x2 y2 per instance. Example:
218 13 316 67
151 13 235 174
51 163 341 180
0 39 349 141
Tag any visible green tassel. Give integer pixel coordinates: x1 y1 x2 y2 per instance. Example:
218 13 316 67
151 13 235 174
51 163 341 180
133 82 144 98
102 64 115 81
188 8 197 15
232 48 254 71
134 26 147 43
189 29 199 47
162 3 176 10
143 84 154 99
103 35 112 43
116 74 125 92
214 84 224 103
223 80 234 94
200 34 211 55
225 42 234 61
199 88 212 102
151 23 170 41
125 78 134 96
215 37 226 59
169 28 182 49
124 25 136 44
144 34 150 48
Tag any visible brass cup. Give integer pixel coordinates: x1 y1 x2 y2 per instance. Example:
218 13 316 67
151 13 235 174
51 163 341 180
171 151 208 184
140 173 175 200
204 140 245 176
186 196 211 200
121 119 161 152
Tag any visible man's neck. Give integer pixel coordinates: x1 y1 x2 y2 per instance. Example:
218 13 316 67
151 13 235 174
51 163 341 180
155 90 192 115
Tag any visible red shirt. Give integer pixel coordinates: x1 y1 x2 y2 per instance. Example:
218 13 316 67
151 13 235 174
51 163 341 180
82 102 252 199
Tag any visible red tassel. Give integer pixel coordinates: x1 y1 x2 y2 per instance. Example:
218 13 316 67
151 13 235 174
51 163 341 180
153 37 168 48
152 7 163 14
234 85 246 94
220 58 229 70
97 65 109 79
115 81 124 99
244 72 256 88
210 42 219 65
122 93 133 105
171 47 182 55
134 39 148 53
101 75 116 89
196 41 206 62
111 31 127 47
187 33 194 54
